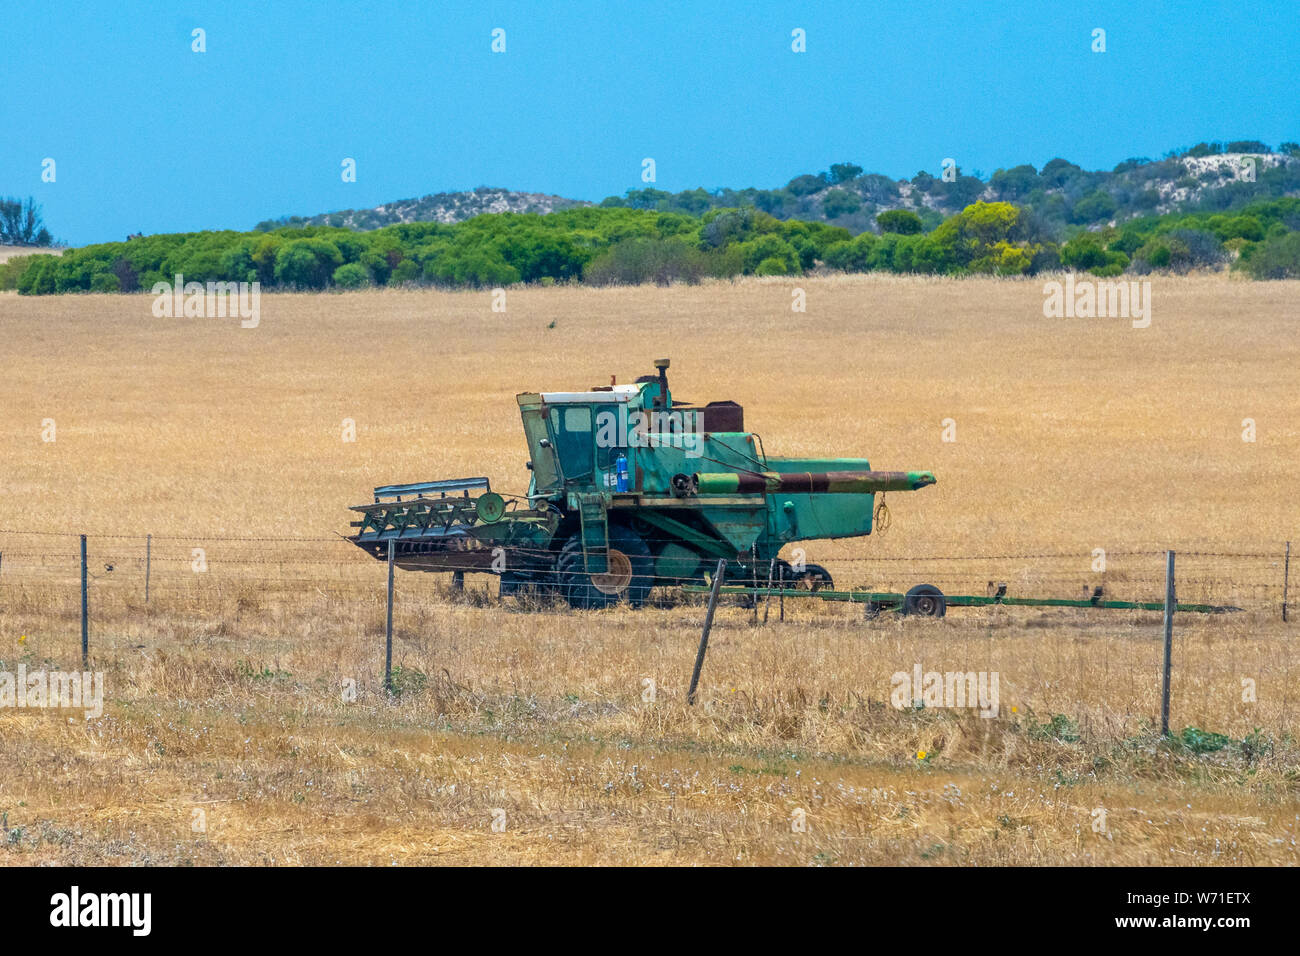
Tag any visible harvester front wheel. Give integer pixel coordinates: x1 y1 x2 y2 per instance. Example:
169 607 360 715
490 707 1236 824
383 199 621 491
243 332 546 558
557 527 653 609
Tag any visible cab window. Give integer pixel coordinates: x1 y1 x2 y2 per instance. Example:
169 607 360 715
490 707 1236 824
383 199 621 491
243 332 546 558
521 409 559 491
549 405 593 481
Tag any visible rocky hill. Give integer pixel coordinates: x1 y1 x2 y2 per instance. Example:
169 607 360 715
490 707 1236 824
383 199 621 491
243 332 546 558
600 142 1300 235
255 187 590 232
255 140 1299 237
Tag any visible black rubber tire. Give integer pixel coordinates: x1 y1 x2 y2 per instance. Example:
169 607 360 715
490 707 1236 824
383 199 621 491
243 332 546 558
499 568 559 604
903 583 946 618
557 526 654 609
784 562 834 592
556 537 585 605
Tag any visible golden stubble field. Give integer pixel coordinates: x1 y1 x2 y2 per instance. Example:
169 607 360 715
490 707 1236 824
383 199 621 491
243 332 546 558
0 274 1297 866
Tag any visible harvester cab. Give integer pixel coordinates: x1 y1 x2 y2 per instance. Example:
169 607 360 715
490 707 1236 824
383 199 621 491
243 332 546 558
517 359 673 503
348 360 936 608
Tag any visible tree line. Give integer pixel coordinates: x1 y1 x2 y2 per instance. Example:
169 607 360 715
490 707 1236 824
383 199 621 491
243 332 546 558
3 196 1298 295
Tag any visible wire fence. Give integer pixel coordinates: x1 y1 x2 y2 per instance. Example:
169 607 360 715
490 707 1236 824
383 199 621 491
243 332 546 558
0 528 1291 620
0 528 1292 740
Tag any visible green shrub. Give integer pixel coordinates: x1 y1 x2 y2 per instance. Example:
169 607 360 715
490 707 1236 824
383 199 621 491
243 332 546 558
110 257 140 292
820 188 861 219
584 237 712 286
988 164 1040 201
331 262 370 288
828 162 863 184
699 207 779 249
785 173 827 197
424 249 519 288
1240 232 1300 279
250 235 284 284
1178 726 1231 754
1060 234 1130 275
1134 241 1172 271
273 238 343 289
1221 215 1264 241
1089 257 1127 277
1135 229 1226 274
1069 190 1118 224
1060 235 1109 271
1028 713 1081 743
1042 157 1082 186
388 664 427 698
1133 188 1161 210
734 234 801 275
876 209 924 235
89 273 120 292
16 255 58 294
0 256 36 290
754 256 790 276
892 234 954 273
1110 229 1147 256
928 201 1024 271
1167 228 1226 270
389 260 421 284
823 233 879 272
970 240 1036 275
1029 243 1062 273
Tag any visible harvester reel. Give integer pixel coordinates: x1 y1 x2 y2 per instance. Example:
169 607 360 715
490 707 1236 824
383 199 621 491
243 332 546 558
557 526 653 609
475 492 506 523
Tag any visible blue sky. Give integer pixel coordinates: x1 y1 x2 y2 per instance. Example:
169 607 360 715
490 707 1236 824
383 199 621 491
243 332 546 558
4 0 1297 245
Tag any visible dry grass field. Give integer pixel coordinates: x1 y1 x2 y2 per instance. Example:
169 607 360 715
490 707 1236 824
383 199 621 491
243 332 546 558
0 275 1297 866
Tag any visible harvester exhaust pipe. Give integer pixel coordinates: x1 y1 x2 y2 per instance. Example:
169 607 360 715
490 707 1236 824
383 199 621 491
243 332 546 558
688 470 937 496
654 358 670 408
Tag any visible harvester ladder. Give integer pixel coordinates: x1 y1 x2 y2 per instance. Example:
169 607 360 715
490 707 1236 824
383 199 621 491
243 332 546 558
577 493 608 573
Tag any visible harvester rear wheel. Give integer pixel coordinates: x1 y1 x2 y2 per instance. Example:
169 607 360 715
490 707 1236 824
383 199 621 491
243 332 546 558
557 527 653 609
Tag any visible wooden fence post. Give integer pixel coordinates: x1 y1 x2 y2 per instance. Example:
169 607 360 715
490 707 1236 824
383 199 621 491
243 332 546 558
385 539 395 693
778 565 785 621
762 558 775 625
688 559 727 705
1283 541 1290 623
1160 550 1175 737
80 534 89 667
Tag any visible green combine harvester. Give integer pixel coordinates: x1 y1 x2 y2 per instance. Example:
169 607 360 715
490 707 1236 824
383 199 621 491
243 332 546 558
348 359 935 608
348 359 1241 617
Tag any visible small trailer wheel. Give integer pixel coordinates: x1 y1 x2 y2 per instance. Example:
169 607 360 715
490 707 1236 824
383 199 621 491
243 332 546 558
903 584 946 618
